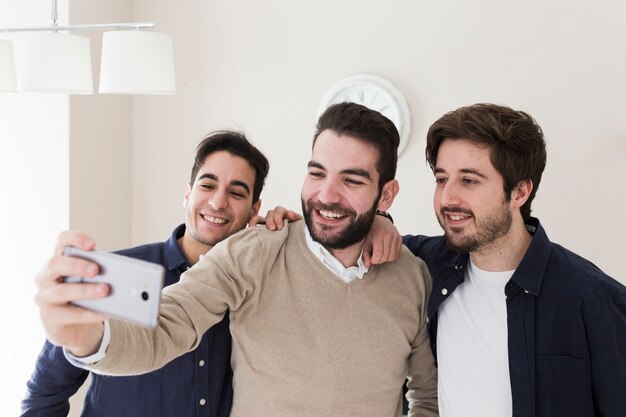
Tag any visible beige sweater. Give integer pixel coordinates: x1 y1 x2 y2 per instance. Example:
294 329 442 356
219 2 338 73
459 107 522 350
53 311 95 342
92 221 438 417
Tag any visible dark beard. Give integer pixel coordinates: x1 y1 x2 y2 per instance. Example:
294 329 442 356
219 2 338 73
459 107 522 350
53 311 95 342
439 203 512 253
301 198 378 250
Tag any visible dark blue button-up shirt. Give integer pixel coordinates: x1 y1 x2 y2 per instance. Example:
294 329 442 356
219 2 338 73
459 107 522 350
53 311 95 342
403 217 626 417
21 225 233 417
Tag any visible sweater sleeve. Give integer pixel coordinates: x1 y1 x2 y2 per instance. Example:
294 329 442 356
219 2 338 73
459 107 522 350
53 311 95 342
88 227 270 376
405 258 439 417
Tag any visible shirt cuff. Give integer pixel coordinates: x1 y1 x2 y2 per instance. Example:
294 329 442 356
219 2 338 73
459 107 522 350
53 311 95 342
63 320 111 367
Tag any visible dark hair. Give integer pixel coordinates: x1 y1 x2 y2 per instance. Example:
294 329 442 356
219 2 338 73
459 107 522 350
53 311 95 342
426 103 547 221
314 102 400 189
190 130 269 204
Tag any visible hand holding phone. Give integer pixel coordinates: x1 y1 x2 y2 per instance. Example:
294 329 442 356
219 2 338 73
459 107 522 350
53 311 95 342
63 247 165 328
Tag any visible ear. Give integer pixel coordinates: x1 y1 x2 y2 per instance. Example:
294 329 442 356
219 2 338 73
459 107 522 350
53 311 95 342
376 179 400 212
511 179 533 209
250 199 262 219
183 183 191 208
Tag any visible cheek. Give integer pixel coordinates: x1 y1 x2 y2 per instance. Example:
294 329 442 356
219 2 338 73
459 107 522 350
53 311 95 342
300 181 316 201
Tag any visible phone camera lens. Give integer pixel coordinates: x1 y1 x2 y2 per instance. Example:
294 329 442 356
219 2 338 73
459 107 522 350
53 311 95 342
141 291 149 301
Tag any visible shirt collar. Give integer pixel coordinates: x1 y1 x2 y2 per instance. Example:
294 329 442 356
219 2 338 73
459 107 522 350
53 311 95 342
163 224 190 271
304 225 369 282
509 217 549 296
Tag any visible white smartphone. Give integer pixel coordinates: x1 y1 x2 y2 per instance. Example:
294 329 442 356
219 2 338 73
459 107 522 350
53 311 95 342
63 247 165 328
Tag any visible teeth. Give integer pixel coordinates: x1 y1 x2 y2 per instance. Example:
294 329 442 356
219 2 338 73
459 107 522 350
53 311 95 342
450 215 465 221
319 210 344 219
205 215 226 224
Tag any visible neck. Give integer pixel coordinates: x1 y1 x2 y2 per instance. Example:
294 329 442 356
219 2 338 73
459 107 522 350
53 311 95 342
469 217 532 272
178 232 213 266
326 239 365 268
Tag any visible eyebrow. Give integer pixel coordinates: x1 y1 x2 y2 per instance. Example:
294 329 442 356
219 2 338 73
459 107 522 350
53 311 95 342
434 167 488 180
197 173 251 194
308 161 372 180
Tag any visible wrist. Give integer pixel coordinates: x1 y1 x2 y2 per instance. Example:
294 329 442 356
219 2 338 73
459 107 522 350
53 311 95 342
375 209 394 224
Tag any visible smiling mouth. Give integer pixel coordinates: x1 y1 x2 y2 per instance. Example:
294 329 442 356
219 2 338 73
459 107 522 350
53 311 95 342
448 214 468 221
318 209 346 220
201 214 228 225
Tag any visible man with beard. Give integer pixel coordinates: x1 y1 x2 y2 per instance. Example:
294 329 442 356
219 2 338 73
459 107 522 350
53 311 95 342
369 103 626 417
33 103 438 417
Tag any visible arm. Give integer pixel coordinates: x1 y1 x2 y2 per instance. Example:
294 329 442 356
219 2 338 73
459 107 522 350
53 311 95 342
363 213 403 267
587 279 626 416
249 205 303 229
406 260 438 417
87 227 267 376
21 341 89 417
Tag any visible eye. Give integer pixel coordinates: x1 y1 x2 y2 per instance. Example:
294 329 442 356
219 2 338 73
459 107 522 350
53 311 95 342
345 178 365 186
462 177 479 185
435 177 447 185
309 170 324 178
230 191 246 199
200 183 216 190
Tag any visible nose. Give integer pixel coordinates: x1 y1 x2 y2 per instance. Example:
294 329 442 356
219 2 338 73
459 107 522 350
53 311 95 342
208 188 228 210
438 180 461 208
317 178 341 205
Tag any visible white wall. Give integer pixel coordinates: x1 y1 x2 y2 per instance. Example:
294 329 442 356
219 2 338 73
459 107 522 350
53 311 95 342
69 0 133 251
131 0 625 281
0 1 70 414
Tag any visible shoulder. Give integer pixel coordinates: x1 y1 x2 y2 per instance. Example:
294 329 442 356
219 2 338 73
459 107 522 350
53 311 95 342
372 246 433 293
543 243 626 323
402 233 447 257
200 221 302 269
113 241 165 262
547 242 620 289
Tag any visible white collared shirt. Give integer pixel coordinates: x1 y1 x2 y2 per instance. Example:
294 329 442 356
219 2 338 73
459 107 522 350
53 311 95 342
304 226 368 283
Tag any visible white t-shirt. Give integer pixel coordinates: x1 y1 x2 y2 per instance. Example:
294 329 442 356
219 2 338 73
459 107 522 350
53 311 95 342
436 260 514 417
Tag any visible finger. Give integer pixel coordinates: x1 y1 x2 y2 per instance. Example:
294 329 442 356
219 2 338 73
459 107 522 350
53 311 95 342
265 210 276 230
249 215 265 227
391 233 403 261
35 282 110 307
272 206 291 230
53 231 96 257
363 240 373 268
40 304 110 326
287 211 304 221
35 255 100 290
369 237 385 265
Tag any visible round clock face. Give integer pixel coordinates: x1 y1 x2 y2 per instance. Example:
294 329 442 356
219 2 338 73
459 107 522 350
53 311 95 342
318 74 412 155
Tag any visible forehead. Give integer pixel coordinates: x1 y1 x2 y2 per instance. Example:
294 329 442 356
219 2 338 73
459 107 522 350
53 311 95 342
195 150 256 186
312 130 380 173
436 138 495 172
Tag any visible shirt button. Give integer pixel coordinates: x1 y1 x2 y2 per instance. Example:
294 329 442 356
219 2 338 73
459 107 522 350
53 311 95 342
441 288 448 296
199 399 206 406
199 360 205 367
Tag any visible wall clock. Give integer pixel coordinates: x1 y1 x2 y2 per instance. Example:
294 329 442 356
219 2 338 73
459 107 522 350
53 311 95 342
318 74 412 155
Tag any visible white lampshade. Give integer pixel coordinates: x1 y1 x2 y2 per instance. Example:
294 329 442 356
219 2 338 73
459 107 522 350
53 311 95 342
99 30 175 94
13 32 93 94
0 39 16 92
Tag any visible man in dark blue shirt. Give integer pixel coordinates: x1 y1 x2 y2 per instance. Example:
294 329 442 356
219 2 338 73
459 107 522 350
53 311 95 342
21 131 270 417
371 103 626 416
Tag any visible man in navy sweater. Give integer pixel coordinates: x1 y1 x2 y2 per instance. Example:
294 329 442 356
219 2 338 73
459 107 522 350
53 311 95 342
21 131 269 417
